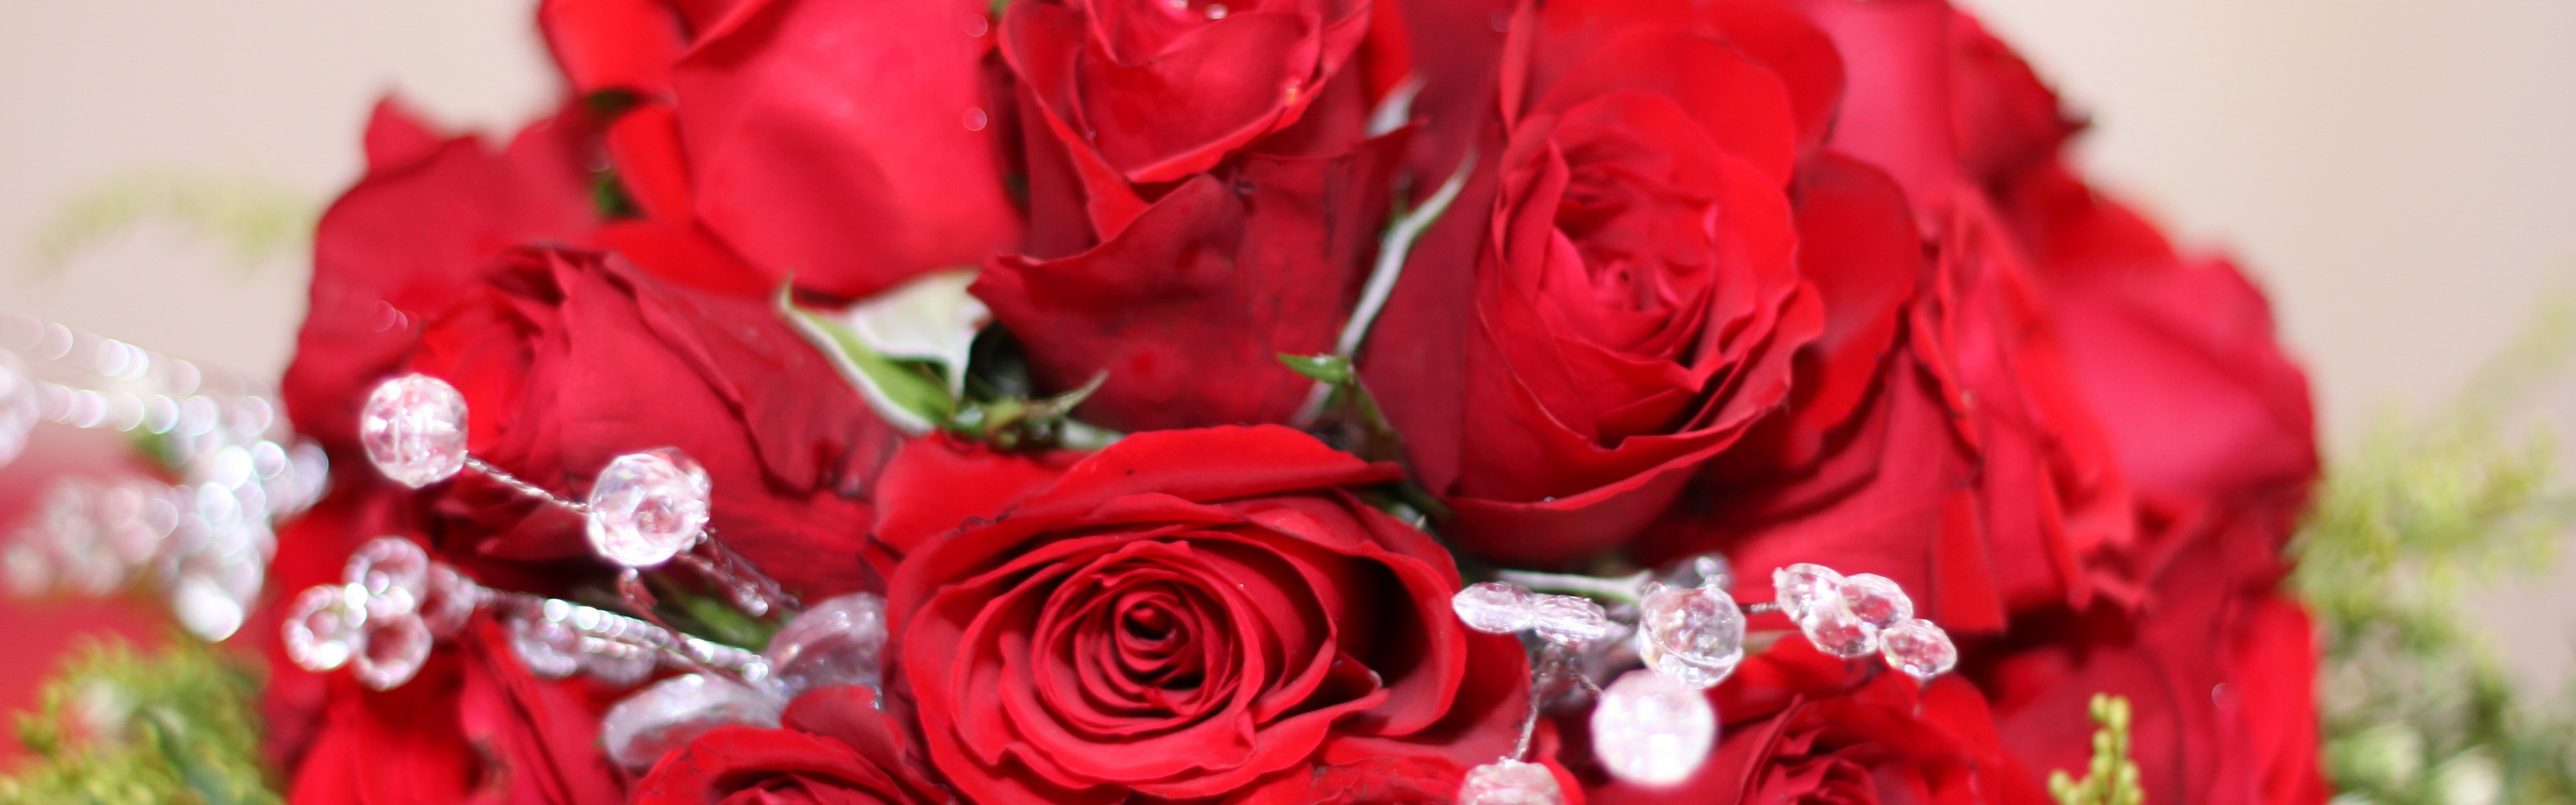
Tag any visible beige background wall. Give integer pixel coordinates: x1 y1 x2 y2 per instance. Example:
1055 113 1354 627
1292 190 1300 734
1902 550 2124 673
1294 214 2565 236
3 0 2571 685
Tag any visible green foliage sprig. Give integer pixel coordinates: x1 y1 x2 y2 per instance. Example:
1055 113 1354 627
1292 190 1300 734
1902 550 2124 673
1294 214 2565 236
29 169 314 274
0 636 281 805
2295 294 2576 804
2049 694 2144 805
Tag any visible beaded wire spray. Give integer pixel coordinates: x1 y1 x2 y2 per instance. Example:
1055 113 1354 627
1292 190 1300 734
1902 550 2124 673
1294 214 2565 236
281 374 889 769
1448 557 1960 800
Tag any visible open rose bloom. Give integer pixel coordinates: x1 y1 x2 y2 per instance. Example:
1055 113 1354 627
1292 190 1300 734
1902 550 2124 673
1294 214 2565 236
207 0 2334 803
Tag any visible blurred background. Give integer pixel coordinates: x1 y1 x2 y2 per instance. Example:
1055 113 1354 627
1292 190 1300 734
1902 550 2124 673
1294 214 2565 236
2 0 2571 690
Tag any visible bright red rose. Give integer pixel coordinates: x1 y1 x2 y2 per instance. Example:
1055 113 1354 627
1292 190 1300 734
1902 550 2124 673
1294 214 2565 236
284 245 899 596
285 617 626 805
1588 641 2049 805
283 99 597 458
882 426 1558 804
538 0 1026 298
971 0 1411 431
636 685 954 804
1367 0 1874 567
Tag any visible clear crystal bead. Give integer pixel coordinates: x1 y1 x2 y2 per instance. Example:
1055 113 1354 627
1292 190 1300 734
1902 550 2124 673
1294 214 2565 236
359 375 469 488
1654 553 1733 591
1879 619 1957 682
417 564 479 638
0 351 40 469
352 612 432 690
764 592 888 695
1637 583 1746 690
1801 605 1880 658
1457 759 1566 805
601 673 784 770
1528 594 1610 646
585 448 711 568
346 537 428 600
1838 573 1913 629
1590 669 1716 787
508 616 583 678
581 646 659 688
1452 582 1538 634
282 585 363 672
1772 563 1844 622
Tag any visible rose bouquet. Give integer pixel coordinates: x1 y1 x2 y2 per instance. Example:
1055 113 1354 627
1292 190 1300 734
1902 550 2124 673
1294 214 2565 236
0 0 2344 803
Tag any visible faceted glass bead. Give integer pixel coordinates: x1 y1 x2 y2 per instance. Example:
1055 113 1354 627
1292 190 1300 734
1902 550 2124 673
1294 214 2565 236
1837 573 1913 629
353 613 432 690
359 374 469 488
1636 583 1746 690
1528 594 1611 646
282 585 363 672
419 564 479 638
1452 582 1537 634
0 351 39 469
1771 563 1844 623
1590 669 1716 787
1457 759 1566 805
1880 619 1957 682
764 592 889 695
346 537 428 600
601 674 784 770
1654 554 1733 591
1801 605 1880 659
508 616 584 678
580 648 659 688
585 448 711 568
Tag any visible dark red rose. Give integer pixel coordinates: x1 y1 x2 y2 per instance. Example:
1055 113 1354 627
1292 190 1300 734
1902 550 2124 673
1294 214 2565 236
974 143 1400 431
284 617 626 805
882 426 1556 803
538 0 1026 298
636 685 954 804
1592 640 2051 805
1367 0 1895 566
971 0 1412 431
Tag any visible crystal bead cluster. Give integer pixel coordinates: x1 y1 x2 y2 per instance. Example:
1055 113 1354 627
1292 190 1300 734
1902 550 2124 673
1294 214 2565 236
356 374 789 616
1447 554 1960 796
282 538 471 689
1771 563 1957 682
0 315 328 641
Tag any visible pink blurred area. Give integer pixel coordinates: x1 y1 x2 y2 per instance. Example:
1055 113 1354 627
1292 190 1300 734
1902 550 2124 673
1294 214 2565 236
0 426 180 764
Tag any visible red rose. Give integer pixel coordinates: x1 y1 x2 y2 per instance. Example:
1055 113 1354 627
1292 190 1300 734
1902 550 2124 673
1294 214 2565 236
282 100 596 458
538 0 1026 298
636 685 953 804
882 426 1555 803
971 0 1411 431
1591 641 2050 805
284 245 899 596
284 618 626 805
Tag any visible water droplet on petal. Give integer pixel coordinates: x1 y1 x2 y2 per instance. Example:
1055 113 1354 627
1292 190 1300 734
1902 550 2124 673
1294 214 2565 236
1204 3 1227 18
963 107 988 132
359 375 468 488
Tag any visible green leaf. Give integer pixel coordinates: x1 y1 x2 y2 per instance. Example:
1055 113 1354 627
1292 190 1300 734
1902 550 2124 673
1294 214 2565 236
782 286 957 435
1277 353 1353 385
